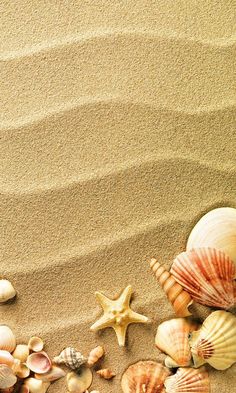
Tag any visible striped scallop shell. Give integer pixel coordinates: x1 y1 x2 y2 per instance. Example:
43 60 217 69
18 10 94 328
155 318 199 368
121 361 171 393
189 310 236 370
171 247 236 309
53 347 87 370
164 367 210 393
0 326 16 353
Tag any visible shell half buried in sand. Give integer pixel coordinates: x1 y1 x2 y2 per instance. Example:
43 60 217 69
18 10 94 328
53 347 87 371
187 207 236 265
155 318 199 368
164 367 210 393
171 247 236 309
121 361 171 392
0 280 16 303
189 310 236 370
149 258 193 317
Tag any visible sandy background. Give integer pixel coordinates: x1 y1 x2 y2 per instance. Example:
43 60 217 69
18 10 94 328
0 1 236 392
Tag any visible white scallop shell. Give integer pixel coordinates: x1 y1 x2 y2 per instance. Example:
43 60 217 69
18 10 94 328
164 367 210 393
0 364 17 389
0 326 16 353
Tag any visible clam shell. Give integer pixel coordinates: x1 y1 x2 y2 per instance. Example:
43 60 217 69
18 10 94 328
24 378 50 393
53 347 87 370
189 310 236 370
13 344 30 362
0 351 14 367
150 258 193 317
171 247 236 309
0 364 17 389
26 351 52 374
155 318 199 367
164 367 210 392
35 365 66 382
0 280 16 303
28 337 44 353
0 326 16 353
66 368 93 393
121 361 171 392
187 207 236 265
87 346 104 367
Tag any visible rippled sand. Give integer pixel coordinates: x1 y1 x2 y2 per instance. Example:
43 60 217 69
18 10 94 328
0 1 235 392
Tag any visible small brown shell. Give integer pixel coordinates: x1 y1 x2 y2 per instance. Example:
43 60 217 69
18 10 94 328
96 368 115 379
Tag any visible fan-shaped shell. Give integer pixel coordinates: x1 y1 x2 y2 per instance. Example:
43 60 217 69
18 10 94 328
121 361 171 392
187 207 236 265
155 318 199 367
53 347 87 370
164 367 210 392
0 326 16 353
26 351 52 374
0 364 17 389
171 247 236 309
189 310 236 370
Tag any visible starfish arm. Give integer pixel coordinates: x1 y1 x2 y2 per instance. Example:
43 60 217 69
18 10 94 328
118 285 133 307
113 324 128 347
128 309 149 324
90 314 113 331
95 291 114 312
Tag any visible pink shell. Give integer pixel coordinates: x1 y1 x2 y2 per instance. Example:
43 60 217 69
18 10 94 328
26 351 52 374
171 247 236 309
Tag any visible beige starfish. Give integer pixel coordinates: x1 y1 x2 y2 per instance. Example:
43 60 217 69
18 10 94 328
90 285 149 347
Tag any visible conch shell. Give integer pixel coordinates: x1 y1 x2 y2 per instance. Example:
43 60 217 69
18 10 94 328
149 258 193 317
0 326 16 353
96 368 115 379
87 346 104 367
66 368 93 393
0 280 16 303
164 367 210 392
24 378 50 393
155 318 199 367
26 351 52 374
189 310 236 370
187 207 236 265
171 247 236 309
53 347 87 371
13 344 30 362
121 360 171 392
0 364 17 389
35 365 66 382
28 337 44 353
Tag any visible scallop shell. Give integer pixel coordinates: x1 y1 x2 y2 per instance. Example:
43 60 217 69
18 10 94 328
0 326 16 353
0 280 16 303
171 247 236 309
150 258 193 317
164 367 210 392
66 368 93 393
24 378 50 393
28 337 44 353
53 347 87 370
96 368 115 379
187 207 236 265
0 364 17 389
0 351 14 367
13 344 30 362
35 365 66 382
155 318 199 367
189 310 236 370
26 351 52 374
121 361 171 393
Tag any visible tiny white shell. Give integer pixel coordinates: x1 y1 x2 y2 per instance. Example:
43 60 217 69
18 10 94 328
0 326 16 353
0 364 17 389
24 378 50 393
28 337 44 353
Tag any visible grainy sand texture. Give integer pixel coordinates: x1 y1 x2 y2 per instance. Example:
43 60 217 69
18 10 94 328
0 1 236 392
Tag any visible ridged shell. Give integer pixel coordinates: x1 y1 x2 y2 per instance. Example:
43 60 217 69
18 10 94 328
171 247 236 309
164 367 210 392
0 280 16 303
66 368 93 393
155 318 199 367
0 326 16 353
87 346 104 367
189 310 236 370
187 207 236 265
26 351 52 374
150 258 193 317
121 361 171 392
0 364 17 389
53 347 87 370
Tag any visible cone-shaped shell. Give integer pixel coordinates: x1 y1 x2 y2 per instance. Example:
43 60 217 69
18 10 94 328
13 344 30 362
28 337 44 353
0 280 16 303
0 326 16 353
149 258 193 317
171 247 236 309
189 310 236 370
164 367 210 392
26 351 52 374
66 368 93 393
35 365 66 382
155 318 199 367
187 207 236 265
0 351 14 367
24 378 50 393
121 361 171 392
87 346 104 367
96 368 115 379
53 347 87 370
0 364 17 389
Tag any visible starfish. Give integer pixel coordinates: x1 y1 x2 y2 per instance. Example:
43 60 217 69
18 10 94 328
90 285 149 346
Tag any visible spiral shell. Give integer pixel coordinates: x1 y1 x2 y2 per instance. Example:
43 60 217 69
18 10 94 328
149 258 193 317
0 326 16 353
53 347 87 371
96 368 115 379
164 367 210 392
87 346 104 367
171 247 236 309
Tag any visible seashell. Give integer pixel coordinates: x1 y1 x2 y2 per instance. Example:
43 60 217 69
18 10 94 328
164 367 210 393
35 365 66 382
171 247 236 309
0 364 17 389
155 318 199 367
28 337 44 353
0 351 15 367
66 368 93 393
24 378 50 393
187 207 236 265
96 368 115 379
16 363 30 379
87 346 104 367
13 344 30 362
121 360 171 393
189 310 236 370
150 258 193 317
19 386 30 393
26 351 52 374
0 280 16 303
53 347 87 370
0 326 16 353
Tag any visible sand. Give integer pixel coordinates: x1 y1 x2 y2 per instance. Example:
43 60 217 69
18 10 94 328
0 1 235 392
